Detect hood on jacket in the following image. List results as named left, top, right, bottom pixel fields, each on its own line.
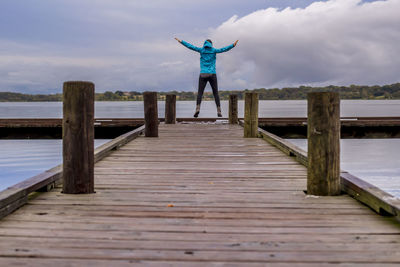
left=203, top=40, right=213, bottom=48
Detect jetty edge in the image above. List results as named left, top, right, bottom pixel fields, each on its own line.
left=0, top=125, right=144, bottom=219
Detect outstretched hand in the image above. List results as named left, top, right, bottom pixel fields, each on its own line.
left=234, top=40, right=239, bottom=47
left=175, top=37, right=182, bottom=43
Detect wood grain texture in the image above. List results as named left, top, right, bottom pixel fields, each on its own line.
left=244, top=92, right=259, bottom=137
left=307, top=92, right=341, bottom=196
left=143, top=92, right=159, bottom=137
left=0, top=123, right=399, bottom=265
left=229, top=94, right=238, bottom=124
left=165, top=94, right=176, bottom=124
left=62, top=81, right=95, bottom=194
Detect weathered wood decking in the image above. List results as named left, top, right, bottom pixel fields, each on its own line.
left=0, top=123, right=399, bottom=266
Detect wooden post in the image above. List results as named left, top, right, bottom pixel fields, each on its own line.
left=165, top=94, right=176, bottom=124
left=229, top=94, right=238, bottom=124
left=62, top=81, right=95, bottom=194
left=307, top=92, right=341, bottom=196
left=244, top=92, right=258, bottom=137
left=143, top=91, right=158, bottom=137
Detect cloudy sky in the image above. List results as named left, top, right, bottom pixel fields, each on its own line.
left=0, top=0, right=399, bottom=93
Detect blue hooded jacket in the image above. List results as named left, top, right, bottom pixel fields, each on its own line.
left=181, top=40, right=234, bottom=74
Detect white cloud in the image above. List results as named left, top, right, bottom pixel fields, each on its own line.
left=212, top=0, right=400, bottom=89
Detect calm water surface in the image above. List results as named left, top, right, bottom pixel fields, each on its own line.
left=0, top=140, right=109, bottom=190
left=0, top=100, right=399, bottom=197
left=288, top=139, right=400, bottom=198
left=1, top=100, right=400, bottom=118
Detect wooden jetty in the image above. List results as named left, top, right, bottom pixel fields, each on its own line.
left=1, top=125, right=400, bottom=265
left=0, top=86, right=400, bottom=265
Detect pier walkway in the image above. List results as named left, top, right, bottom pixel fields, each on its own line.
left=0, top=123, right=399, bottom=266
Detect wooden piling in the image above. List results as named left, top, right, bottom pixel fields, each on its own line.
left=143, top=92, right=158, bottom=137
left=229, top=94, right=238, bottom=124
left=165, top=94, right=176, bottom=124
left=244, top=92, right=259, bottom=137
left=307, top=92, right=341, bottom=196
left=62, top=81, right=95, bottom=194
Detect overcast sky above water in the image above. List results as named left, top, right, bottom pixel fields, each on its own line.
left=0, top=0, right=398, bottom=93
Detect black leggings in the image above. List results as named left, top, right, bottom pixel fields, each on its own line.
left=197, top=73, right=220, bottom=107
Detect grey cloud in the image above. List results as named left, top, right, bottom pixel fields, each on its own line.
left=212, top=0, right=400, bottom=89
left=0, top=36, right=199, bottom=92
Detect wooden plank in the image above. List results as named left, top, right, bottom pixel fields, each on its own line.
left=3, top=221, right=399, bottom=235
left=8, top=209, right=393, bottom=224
left=3, top=258, right=379, bottom=267
left=0, top=245, right=400, bottom=263
left=2, top=236, right=400, bottom=255
left=1, top=226, right=399, bottom=243
left=341, top=172, right=400, bottom=218
left=0, top=192, right=28, bottom=219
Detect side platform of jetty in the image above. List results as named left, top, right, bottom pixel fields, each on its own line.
left=1, top=116, right=400, bottom=139
left=0, top=123, right=399, bottom=266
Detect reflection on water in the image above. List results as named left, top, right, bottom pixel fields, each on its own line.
left=287, top=139, right=400, bottom=198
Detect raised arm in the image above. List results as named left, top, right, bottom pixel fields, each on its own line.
left=175, top=38, right=202, bottom=53
left=214, top=40, right=239, bottom=53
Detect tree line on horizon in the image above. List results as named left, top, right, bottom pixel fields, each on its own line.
left=1, top=83, right=400, bottom=102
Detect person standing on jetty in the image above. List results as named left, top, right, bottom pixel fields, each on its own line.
left=175, top=37, right=239, bottom=117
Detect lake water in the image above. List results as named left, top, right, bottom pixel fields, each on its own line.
left=288, top=139, right=400, bottom=198
left=0, top=140, right=109, bottom=190
left=1, top=100, right=400, bottom=118
left=0, top=100, right=399, bottom=198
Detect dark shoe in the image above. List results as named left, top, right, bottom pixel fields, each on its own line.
left=194, top=104, right=200, bottom=118
left=217, top=106, right=222, bottom=117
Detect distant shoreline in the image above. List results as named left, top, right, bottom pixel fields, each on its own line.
left=1, top=83, right=399, bottom=102
left=1, top=99, right=400, bottom=103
